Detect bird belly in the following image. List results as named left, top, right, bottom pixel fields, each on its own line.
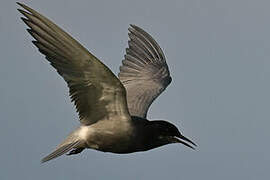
left=82, top=119, right=134, bottom=153
left=86, top=131, right=133, bottom=153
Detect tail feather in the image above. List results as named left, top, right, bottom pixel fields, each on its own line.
left=41, top=140, right=81, bottom=163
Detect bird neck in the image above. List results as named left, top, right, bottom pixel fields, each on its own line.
left=130, top=116, right=170, bottom=151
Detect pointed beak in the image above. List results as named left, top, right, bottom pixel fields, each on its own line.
left=171, top=135, right=197, bottom=150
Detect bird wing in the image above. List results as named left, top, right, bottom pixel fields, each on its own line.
left=118, top=25, right=172, bottom=118
left=17, top=3, right=130, bottom=125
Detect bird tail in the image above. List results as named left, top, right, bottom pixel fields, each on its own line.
left=41, top=131, right=83, bottom=163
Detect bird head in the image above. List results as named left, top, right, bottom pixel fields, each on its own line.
left=150, top=120, right=197, bottom=150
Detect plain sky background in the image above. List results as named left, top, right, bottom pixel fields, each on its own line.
left=1, top=0, right=270, bottom=179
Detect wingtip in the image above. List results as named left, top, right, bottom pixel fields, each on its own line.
left=17, top=3, right=31, bottom=18
left=20, top=17, right=30, bottom=26
left=17, top=8, right=29, bottom=16
left=130, top=24, right=143, bottom=31
left=129, top=24, right=138, bottom=30
left=26, top=28, right=34, bottom=34
left=16, top=2, right=25, bottom=8
left=128, top=24, right=146, bottom=35
left=16, top=2, right=37, bottom=15
left=17, top=8, right=23, bottom=14
left=130, top=24, right=138, bottom=28
left=128, top=24, right=139, bottom=33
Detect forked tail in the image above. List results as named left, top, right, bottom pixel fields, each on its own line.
left=41, top=140, right=81, bottom=163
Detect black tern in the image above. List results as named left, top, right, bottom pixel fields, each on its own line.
left=17, top=2, right=196, bottom=163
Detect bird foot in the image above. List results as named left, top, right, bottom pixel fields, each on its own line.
left=67, top=148, right=84, bottom=155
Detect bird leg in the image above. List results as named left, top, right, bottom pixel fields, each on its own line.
left=67, top=148, right=84, bottom=155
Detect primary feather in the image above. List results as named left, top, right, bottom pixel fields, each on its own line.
left=17, top=2, right=130, bottom=126
left=119, top=25, right=172, bottom=118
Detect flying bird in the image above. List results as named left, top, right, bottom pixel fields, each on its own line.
left=17, top=2, right=196, bottom=163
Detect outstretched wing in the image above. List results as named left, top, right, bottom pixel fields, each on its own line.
left=118, top=25, right=172, bottom=118
left=18, top=3, right=130, bottom=125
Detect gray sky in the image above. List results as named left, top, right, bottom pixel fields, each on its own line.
left=1, top=0, right=270, bottom=179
